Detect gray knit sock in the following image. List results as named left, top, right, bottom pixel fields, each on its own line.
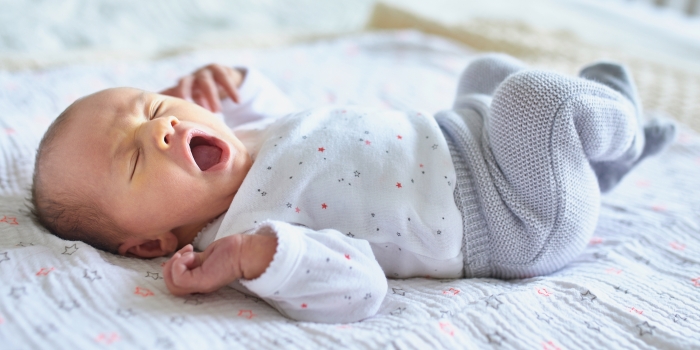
left=454, top=54, right=527, bottom=109
left=580, top=62, right=675, bottom=192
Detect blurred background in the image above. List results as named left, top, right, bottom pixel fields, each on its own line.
left=1, top=0, right=699, bottom=72
left=0, top=0, right=699, bottom=129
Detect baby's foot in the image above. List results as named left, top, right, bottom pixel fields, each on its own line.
left=454, top=54, right=527, bottom=109
left=580, top=62, right=650, bottom=192
left=591, top=116, right=676, bottom=192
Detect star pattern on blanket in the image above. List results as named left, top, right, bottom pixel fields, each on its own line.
left=145, top=272, right=162, bottom=280
left=221, top=331, right=242, bottom=342
left=672, top=311, right=687, bottom=323
left=536, top=313, right=553, bottom=323
left=117, top=308, right=135, bottom=318
left=83, top=269, right=101, bottom=282
left=614, top=285, right=629, bottom=294
left=392, top=288, right=405, bottom=296
left=486, top=331, right=505, bottom=345
left=9, top=286, right=26, bottom=299
left=62, top=244, right=78, bottom=255
left=485, top=295, right=503, bottom=309
left=390, top=307, right=406, bottom=316
left=58, top=299, right=80, bottom=312
left=580, top=290, right=597, bottom=302
left=154, top=337, right=175, bottom=349
left=35, top=323, right=57, bottom=338
left=636, top=321, right=655, bottom=336
left=0, top=252, right=9, bottom=264
left=585, top=321, right=601, bottom=331
left=167, top=316, right=185, bottom=326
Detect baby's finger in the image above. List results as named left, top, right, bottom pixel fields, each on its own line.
left=193, top=92, right=211, bottom=112
left=177, top=244, right=194, bottom=255
left=196, top=70, right=221, bottom=112
left=210, top=65, right=240, bottom=103
left=176, top=75, right=194, bottom=101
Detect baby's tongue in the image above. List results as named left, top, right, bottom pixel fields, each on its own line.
left=191, top=144, right=222, bottom=171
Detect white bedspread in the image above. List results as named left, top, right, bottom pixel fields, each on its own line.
left=1, top=31, right=699, bottom=349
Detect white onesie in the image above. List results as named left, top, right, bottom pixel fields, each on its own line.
left=193, top=68, right=463, bottom=323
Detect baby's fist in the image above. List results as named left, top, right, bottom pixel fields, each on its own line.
left=162, top=236, right=244, bottom=296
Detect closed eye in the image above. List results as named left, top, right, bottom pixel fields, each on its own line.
left=151, top=101, right=162, bottom=120
left=130, top=149, right=140, bottom=180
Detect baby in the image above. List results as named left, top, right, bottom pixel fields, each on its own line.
left=30, top=54, right=676, bottom=323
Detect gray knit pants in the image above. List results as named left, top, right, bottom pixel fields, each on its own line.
left=437, top=55, right=639, bottom=279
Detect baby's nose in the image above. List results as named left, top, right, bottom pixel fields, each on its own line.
left=156, top=116, right=179, bottom=149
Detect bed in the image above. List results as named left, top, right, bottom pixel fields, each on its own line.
left=1, top=2, right=700, bottom=349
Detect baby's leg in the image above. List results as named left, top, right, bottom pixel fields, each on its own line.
left=579, top=62, right=676, bottom=192
left=483, top=70, right=638, bottom=278
left=453, top=54, right=527, bottom=110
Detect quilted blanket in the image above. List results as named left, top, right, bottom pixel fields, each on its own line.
left=1, top=31, right=699, bottom=349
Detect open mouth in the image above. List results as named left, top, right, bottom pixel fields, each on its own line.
left=189, top=136, right=223, bottom=171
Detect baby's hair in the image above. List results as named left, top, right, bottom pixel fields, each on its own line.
left=28, top=103, right=124, bottom=254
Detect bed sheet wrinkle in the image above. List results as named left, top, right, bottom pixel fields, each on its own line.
left=0, top=31, right=699, bottom=349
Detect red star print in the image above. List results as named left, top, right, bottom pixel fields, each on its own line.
left=692, top=277, right=700, bottom=287
left=0, top=216, right=18, bottom=225
left=345, top=254, right=351, bottom=260
left=419, top=164, right=424, bottom=168
left=670, top=242, right=685, bottom=251
left=605, top=268, right=623, bottom=275
left=636, top=179, right=650, bottom=188
left=629, top=307, right=643, bottom=315
left=536, top=287, right=551, bottom=297
left=318, top=147, right=325, bottom=152
left=95, top=333, right=120, bottom=345
left=652, top=205, right=666, bottom=212
left=295, top=207, right=301, bottom=213
left=439, top=321, right=455, bottom=336
left=542, top=340, right=561, bottom=350
left=36, top=267, right=55, bottom=276
left=0, top=316, right=4, bottom=324
left=301, top=303, right=308, bottom=309
left=4, top=128, right=15, bottom=135
left=589, top=237, right=603, bottom=245
left=396, top=182, right=402, bottom=188
left=365, top=140, right=371, bottom=145
left=397, top=135, right=402, bottom=140
left=237, top=309, right=255, bottom=319
left=442, top=287, right=460, bottom=296
left=134, top=287, right=154, bottom=297
left=321, top=203, right=328, bottom=209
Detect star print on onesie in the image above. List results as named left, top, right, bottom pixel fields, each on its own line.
left=192, top=69, right=463, bottom=323
left=225, top=106, right=463, bottom=276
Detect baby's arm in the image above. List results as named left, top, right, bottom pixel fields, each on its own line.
left=238, top=221, right=387, bottom=323
left=163, top=234, right=277, bottom=295
left=163, top=221, right=388, bottom=324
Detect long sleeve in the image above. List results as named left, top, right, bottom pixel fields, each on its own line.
left=235, top=220, right=388, bottom=324
left=219, top=67, right=297, bottom=129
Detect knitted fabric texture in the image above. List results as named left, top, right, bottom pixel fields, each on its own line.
left=439, top=69, right=638, bottom=278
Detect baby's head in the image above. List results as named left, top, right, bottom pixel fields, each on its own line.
left=30, top=88, right=252, bottom=257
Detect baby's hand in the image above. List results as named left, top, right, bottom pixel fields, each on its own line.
left=159, top=63, right=244, bottom=113
left=162, top=235, right=244, bottom=296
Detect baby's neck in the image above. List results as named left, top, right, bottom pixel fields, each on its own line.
left=172, top=215, right=222, bottom=249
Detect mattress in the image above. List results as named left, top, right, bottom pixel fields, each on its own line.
left=1, top=30, right=699, bottom=349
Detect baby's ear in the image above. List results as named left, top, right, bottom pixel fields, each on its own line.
left=118, top=233, right=178, bottom=258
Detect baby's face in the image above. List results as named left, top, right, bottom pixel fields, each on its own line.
left=47, top=88, right=252, bottom=253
